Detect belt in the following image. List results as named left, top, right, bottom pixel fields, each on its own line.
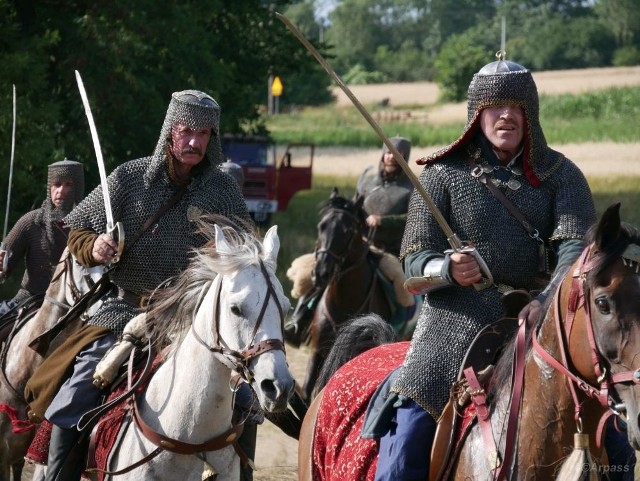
left=117, top=288, right=148, bottom=308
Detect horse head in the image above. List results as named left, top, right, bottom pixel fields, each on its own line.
left=536, top=203, right=640, bottom=452
left=313, top=187, right=367, bottom=287
left=574, top=204, right=640, bottom=449
left=212, top=224, right=295, bottom=412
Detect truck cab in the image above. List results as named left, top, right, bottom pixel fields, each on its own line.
left=221, top=134, right=314, bottom=224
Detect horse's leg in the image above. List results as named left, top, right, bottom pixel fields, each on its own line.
left=302, top=315, right=335, bottom=401
left=11, top=459, right=23, bottom=481
left=302, top=347, right=323, bottom=402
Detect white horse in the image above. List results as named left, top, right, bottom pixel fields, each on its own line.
left=0, top=249, right=105, bottom=481
left=96, top=224, right=294, bottom=481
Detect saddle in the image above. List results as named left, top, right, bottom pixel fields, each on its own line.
left=429, top=290, right=530, bottom=481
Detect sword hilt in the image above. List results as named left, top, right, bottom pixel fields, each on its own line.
left=107, top=222, right=125, bottom=264
left=449, top=245, right=494, bottom=291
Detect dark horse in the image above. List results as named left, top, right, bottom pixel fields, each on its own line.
left=299, top=204, right=640, bottom=481
left=300, top=188, right=415, bottom=401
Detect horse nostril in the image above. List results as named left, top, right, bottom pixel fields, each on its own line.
left=260, top=379, right=277, bottom=398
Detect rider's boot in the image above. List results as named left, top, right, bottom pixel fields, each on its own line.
left=284, top=287, right=322, bottom=348
left=45, top=425, right=85, bottom=481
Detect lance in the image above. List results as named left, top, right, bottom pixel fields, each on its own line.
left=276, top=13, right=493, bottom=291
left=0, top=85, right=17, bottom=275
left=75, top=70, right=125, bottom=263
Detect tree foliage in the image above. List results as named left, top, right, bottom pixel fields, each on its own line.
left=0, top=0, right=331, bottom=226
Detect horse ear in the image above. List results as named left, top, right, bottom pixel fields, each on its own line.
left=263, top=225, right=280, bottom=265
left=594, top=203, right=622, bottom=251
left=330, top=187, right=339, bottom=199
left=214, top=224, right=232, bottom=254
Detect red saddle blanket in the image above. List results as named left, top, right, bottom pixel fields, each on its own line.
left=313, top=341, right=410, bottom=481
left=25, top=354, right=160, bottom=481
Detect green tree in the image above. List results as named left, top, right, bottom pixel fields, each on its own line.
left=435, top=26, right=495, bottom=102
left=0, top=1, right=328, bottom=228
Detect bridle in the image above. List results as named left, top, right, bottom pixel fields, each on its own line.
left=190, top=259, right=286, bottom=382
left=468, top=243, right=640, bottom=481
left=532, top=243, right=640, bottom=444
left=314, top=207, right=369, bottom=284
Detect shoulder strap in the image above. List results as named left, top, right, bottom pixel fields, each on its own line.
left=469, top=161, right=539, bottom=238
left=126, top=186, right=187, bottom=251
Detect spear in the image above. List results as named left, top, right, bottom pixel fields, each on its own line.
left=1, top=85, right=16, bottom=274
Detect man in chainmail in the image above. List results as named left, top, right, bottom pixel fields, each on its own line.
left=356, top=136, right=413, bottom=257
left=0, top=160, right=84, bottom=315
left=284, top=138, right=416, bottom=346
left=373, top=55, right=599, bottom=479
left=41, top=90, right=253, bottom=481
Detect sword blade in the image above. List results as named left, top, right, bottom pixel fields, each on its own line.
left=276, top=12, right=462, bottom=250
left=2, top=84, right=16, bottom=241
left=75, top=70, right=115, bottom=232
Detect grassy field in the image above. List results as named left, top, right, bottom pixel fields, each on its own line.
left=267, top=86, right=640, bottom=147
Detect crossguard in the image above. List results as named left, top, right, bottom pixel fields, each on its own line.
left=457, top=245, right=494, bottom=291
left=107, top=222, right=125, bottom=264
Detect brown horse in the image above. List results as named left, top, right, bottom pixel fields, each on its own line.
left=299, top=203, right=640, bottom=480
left=0, top=249, right=104, bottom=481
left=300, top=188, right=415, bottom=401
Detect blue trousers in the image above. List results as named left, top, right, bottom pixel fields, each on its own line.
left=604, top=416, right=636, bottom=481
left=375, top=398, right=436, bottom=481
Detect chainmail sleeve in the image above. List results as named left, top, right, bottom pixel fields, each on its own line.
left=3, top=210, right=36, bottom=278
left=400, top=164, right=451, bottom=261
left=546, top=154, right=596, bottom=241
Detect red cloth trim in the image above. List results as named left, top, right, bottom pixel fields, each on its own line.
left=312, top=342, right=410, bottom=481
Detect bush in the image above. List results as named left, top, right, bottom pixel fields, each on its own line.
left=613, top=46, right=640, bottom=67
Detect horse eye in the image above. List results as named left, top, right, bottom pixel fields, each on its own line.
left=594, top=296, right=611, bottom=315
left=230, top=305, right=242, bottom=316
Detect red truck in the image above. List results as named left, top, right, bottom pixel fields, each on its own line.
left=221, top=134, right=315, bottom=224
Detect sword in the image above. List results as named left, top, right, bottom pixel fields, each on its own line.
left=0, top=85, right=16, bottom=276
left=75, top=70, right=125, bottom=263
left=276, top=13, right=493, bottom=291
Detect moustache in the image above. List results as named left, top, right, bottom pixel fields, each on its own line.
left=181, top=146, right=203, bottom=156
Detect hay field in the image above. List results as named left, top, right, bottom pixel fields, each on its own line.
left=322, top=65, right=640, bottom=179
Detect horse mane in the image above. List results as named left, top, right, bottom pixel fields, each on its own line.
left=313, top=314, right=397, bottom=398
left=147, top=215, right=264, bottom=348
left=584, top=218, right=640, bottom=279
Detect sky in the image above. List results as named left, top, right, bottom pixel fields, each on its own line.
left=314, top=0, right=338, bottom=22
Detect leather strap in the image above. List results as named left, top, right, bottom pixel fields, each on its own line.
left=471, top=164, right=539, bottom=238
left=464, top=367, right=501, bottom=471
left=126, top=186, right=187, bottom=252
